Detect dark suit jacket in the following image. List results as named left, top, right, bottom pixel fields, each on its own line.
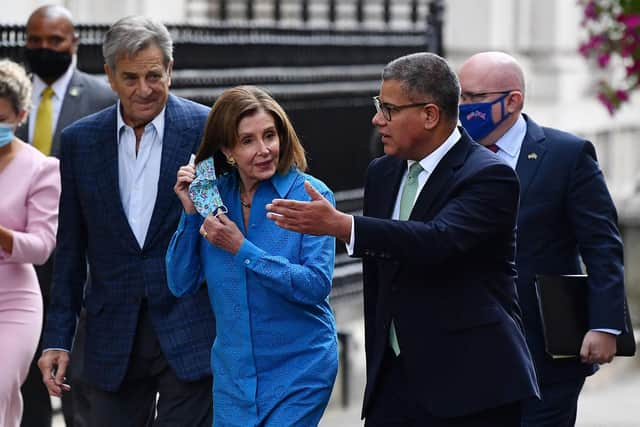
left=514, top=115, right=626, bottom=385
left=354, top=128, right=539, bottom=419
left=42, top=95, right=216, bottom=391
left=16, top=68, right=116, bottom=302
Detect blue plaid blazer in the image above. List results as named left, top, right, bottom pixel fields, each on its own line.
left=42, top=95, right=216, bottom=391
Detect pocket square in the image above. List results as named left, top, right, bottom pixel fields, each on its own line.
left=189, top=157, right=227, bottom=217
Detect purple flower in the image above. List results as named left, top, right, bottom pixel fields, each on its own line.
left=626, top=60, right=640, bottom=76
left=584, top=1, right=599, bottom=20
left=615, top=89, right=629, bottom=102
left=597, top=52, right=611, bottom=67
left=597, top=92, right=616, bottom=115
left=579, top=34, right=605, bottom=56
left=579, top=1, right=639, bottom=114
left=617, top=13, right=640, bottom=29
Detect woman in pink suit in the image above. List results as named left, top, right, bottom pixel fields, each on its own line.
left=0, top=59, right=60, bottom=426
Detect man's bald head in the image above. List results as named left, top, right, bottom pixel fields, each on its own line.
left=459, top=51, right=525, bottom=96
left=27, top=5, right=75, bottom=31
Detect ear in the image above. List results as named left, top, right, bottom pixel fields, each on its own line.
left=17, top=109, right=27, bottom=124
left=505, top=91, right=524, bottom=113
left=220, top=146, right=231, bottom=159
left=166, top=60, right=174, bottom=87
left=104, top=64, right=117, bottom=92
left=70, top=32, right=80, bottom=55
left=422, top=103, right=441, bottom=131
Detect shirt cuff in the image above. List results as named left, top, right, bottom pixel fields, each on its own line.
left=344, top=215, right=355, bottom=256
left=234, top=238, right=264, bottom=269
left=591, top=328, right=621, bottom=335
left=42, top=348, right=70, bottom=354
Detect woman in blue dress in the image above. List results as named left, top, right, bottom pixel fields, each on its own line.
left=166, top=85, right=338, bottom=426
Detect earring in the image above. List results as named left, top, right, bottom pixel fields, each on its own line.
left=227, top=156, right=236, bottom=166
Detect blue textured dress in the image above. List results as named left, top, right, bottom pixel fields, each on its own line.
left=166, top=167, right=338, bottom=427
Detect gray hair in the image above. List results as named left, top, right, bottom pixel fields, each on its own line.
left=0, top=58, right=32, bottom=123
left=382, top=52, right=460, bottom=122
left=102, top=16, right=173, bottom=70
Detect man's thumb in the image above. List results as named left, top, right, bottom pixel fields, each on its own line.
left=304, top=180, right=323, bottom=201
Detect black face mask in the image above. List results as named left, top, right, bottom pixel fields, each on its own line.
left=24, top=48, right=72, bottom=82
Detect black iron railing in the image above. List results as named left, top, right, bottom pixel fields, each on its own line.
left=0, top=2, right=445, bottom=330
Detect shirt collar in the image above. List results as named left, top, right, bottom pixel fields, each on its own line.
left=32, top=62, right=75, bottom=102
left=228, top=167, right=299, bottom=199
left=116, top=102, right=166, bottom=144
left=270, top=167, right=300, bottom=198
left=495, top=114, right=527, bottom=157
left=411, top=126, right=461, bottom=174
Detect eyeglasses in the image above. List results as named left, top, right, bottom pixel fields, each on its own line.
left=460, top=90, right=516, bottom=103
left=373, top=96, right=431, bottom=121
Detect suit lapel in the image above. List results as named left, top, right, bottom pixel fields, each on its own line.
left=515, top=115, right=547, bottom=201
left=374, top=157, right=405, bottom=220
left=53, top=71, right=85, bottom=156
left=143, top=96, right=193, bottom=249
left=410, top=130, right=469, bottom=220
left=93, top=107, right=141, bottom=250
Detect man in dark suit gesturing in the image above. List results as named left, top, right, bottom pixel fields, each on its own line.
left=38, top=16, right=215, bottom=426
left=267, top=52, right=539, bottom=426
left=18, top=6, right=116, bottom=427
left=458, top=51, right=627, bottom=427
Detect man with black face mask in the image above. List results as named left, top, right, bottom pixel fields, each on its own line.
left=458, top=51, right=627, bottom=427
left=18, top=5, right=116, bottom=427
left=18, top=5, right=116, bottom=157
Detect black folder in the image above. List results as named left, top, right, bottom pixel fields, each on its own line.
left=535, top=274, right=636, bottom=358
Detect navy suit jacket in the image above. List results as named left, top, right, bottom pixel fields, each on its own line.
left=354, top=128, right=539, bottom=419
left=42, top=94, right=216, bottom=391
left=514, top=115, right=626, bottom=384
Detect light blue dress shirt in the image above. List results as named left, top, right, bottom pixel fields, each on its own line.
left=166, top=167, right=338, bottom=426
left=117, top=103, right=165, bottom=248
left=492, top=113, right=526, bottom=170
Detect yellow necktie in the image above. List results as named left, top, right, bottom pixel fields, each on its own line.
left=33, top=86, right=54, bottom=155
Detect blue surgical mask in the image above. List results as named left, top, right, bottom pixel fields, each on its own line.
left=0, top=123, right=14, bottom=148
left=459, top=92, right=511, bottom=142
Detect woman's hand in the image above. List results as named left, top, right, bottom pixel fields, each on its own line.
left=174, top=163, right=197, bottom=214
left=200, top=213, right=244, bottom=254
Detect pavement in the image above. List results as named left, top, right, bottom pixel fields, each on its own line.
left=320, top=368, right=640, bottom=427
left=319, top=334, right=640, bottom=427
left=52, top=320, right=640, bottom=426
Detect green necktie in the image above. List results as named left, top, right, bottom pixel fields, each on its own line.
left=399, top=162, right=423, bottom=220
left=390, top=162, right=424, bottom=356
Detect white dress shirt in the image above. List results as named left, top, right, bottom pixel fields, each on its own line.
left=346, top=127, right=461, bottom=254
left=28, top=64, right=75, bottom=142
left=117, top=103, right=165, bottom=248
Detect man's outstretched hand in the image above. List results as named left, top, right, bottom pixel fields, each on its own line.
left=266, top=181, right=352, bottom=242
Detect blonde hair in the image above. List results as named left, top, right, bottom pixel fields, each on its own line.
left=0, top=58, right=32, bottom=124
left=196, top=85, right=307, bottom=175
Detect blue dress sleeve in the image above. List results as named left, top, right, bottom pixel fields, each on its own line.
left=166, top=211, right=205, bottom=297
left=234, top=188, right=336, bottom=306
